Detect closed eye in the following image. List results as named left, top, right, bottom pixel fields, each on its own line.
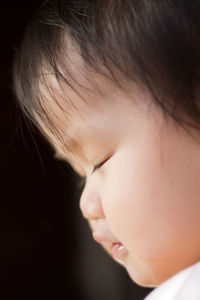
left=92, top=157, right=110, bottom=173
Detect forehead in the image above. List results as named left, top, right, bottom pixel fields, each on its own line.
left=37, top=49, right=151, bottom=170
left=41, top=89, right=148, bottom=167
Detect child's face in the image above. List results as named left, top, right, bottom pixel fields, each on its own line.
left=42, top=80, right=200, bottom=288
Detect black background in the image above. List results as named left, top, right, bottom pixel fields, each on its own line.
left=0, top=2, right=152, bottom=299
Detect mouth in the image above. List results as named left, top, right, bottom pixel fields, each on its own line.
left=111, top=242, right=127, bottom=259
left=92, top=232, right=128, bottom=261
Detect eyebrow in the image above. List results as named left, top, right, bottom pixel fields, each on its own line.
left=53, top=143, right=77, bottom=162
left=55, top=150, right=87, bottom=178
left=52, top=138, right=87, bottom=176
left=50, top=134, right=81, bottom=159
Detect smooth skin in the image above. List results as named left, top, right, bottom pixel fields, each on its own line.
left=40, top=74, right=200, bottom=287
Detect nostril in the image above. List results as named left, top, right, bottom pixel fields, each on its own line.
left=80, top=200, right=101, bottom=220
left=81, top=210, right=100, bottom=220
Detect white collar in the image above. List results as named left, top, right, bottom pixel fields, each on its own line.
left=144, top=261, right=200, bottom=300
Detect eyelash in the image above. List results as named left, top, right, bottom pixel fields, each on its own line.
left=92, top=158, right=108, bottom=173
left=76, top=157, right=110, bottom=189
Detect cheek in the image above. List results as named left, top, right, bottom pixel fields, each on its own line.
left=102, top=146, right=163, bottom=253
left=102, top=141, right=200, bottom=262
left=103, top=155, right=164, bottom=257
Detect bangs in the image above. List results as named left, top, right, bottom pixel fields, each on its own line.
left=13, top=0, right=200, bottom=148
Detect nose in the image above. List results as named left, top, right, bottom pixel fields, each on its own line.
left=79, top=179, right=105, bottom=220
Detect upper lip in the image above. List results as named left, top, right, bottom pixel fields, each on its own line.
left=92, top=231, right=120, bottom=245
left=90, top=219, right=122, bottom=246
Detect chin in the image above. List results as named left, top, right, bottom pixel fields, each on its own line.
left=125, top=262, right=160, bottom=288
left=128, top=272, right=158, bottom=288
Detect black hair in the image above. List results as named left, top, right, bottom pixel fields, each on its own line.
left=13, top=0, right=200, bottom=150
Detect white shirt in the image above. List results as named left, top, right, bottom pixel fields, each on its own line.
left=144, top=261, right=200, bottom=300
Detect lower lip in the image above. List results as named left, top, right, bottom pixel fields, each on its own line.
left=111, top=243, right=127, bottom=260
